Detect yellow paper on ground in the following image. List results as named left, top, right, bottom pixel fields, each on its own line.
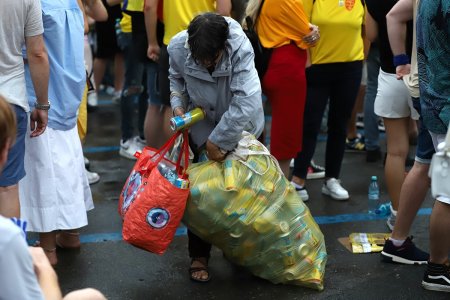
left=349, top=233, right=391, bottom=253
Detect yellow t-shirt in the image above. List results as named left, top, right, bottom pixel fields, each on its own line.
left=257, top=0, right=311, bottom=50
left=163, top=0, right=216, bottom=45
left=303, top=0, right=365, bottom=64
left=120, top=12, right=132, bottom=33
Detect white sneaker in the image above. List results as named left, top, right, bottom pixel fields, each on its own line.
left=87, top=92, right=98, bottom=107
left=85, top=168, right=100, bottom=185
left=133, top=136, right=147, bottom=149
left=84, top=156, right=90, bottom=169
left=119, top=137, right=142, bottom=160
left=291, top=182, right=309, bottom=202
left=322, top=178, right=349, bottom=200
left=112, top=91, right=121, bottom=104
left=386, top=206, right=397, bottom=231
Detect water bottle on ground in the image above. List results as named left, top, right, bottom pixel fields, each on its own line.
left=368, top=176, right=380, bottom=214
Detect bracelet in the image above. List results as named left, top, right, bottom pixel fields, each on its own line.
left=35, top=101, right=51, bottom=111
left=393, top=54, right=410, bottom=67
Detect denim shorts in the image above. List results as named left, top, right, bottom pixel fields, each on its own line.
left=0, top=105, right=27, bottom=186
left=412, top=97, right=435, bottom=164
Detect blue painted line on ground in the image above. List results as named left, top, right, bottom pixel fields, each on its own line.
left=27, top=209, right=431, bottom=245
left=83, top=146, right=120, bottom=153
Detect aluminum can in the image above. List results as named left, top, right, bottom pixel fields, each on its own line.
left=170, top=107, right=205, bottom=131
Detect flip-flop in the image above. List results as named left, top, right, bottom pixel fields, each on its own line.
left=189, top=258, right=211, bottom=283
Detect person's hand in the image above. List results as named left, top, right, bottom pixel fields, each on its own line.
left=206, top=139, right=226, bottom=162
left=147, top=43, right=160, bottom=62
left=29, top=108, right=48, bottom=138
left=173, top=107, right=186, bottom=117
left=302, top=24, right=320, bottom=46
left=28, top=247, right=55, bottom=278
left=395, top=64, right=411, bottom=80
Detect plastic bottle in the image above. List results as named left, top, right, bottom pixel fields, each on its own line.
left=368, top=176, right=380, bottom=214
left=114, top=18, right=121, bottom=36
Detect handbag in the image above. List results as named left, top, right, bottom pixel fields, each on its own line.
left=120, top=130, right=190, bottom=254
left=429, top=124, right=450, bottom=199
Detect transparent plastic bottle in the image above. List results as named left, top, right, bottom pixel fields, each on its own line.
left=368, top=176, right=380, bottom=214
left=114, top=18, right=121, bottom=36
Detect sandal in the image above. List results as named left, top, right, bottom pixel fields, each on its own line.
left=189, top=257, right=211, bottom=283
left=56, top=231, right=81, bottom=250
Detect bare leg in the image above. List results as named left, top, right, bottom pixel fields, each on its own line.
left=278, top=159, right=291, bottom=178
left=384, top=117, right=410, bottom=211
left=93, top=58, right=108, bottom=91
left=347, top=85, right=365, bottom=139
left=291, top=176, right=306, bottom=187
left=144, top=105, right=174, bottom=148
left=429, top=201, right=450, bottom=264
left=39, top=231, right=57, bottom=266
left=0, top=184, right=20, bottom=218
left=391, top=161, right=430, bottom=240
left=63, top=288, right=107, bottom=300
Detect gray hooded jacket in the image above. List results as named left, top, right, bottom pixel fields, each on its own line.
left=168, top=17, right=265, bottom=151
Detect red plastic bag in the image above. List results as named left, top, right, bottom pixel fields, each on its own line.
left=120, top=131, right=190, bottom=254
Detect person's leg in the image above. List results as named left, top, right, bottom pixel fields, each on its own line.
left=292, top=65, right=331, bottom=187
left=363, top=45, right=381, bottom=161
left=188, top=229, right=212, bottom=282
left=113, top=52, right=125, bottom=95
left=0, top=105, right=27, bottom=218
left=347, top=84, right=365, bottom=140
left=63, top=288, right=106, bottom=300
left=93, top=58, right=108, bottom=92
left=428, top=201, right=450, bottom=264
left=326, top=62, right=363, bottom=179
left=39, top=231, right=57, bottom=265
left=383, top=117, right=410, bottom=211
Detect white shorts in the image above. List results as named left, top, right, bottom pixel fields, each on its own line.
left=19, top=125, right=94, bottom=232
left=374, top=69, right=419, bottom=120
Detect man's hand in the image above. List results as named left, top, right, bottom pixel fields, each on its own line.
left=173, top=107, right=186, bottom=117
left=395, top=64, right=411, bottom=80
left=30, top=109, right=48, bottom=137
left=147, top=43, right=160, bottom=62
left=302, top=24, right=320, bottom=46
left=28, top=247, right=54, bottom=278
left=206, top=139, right=226, bottom=162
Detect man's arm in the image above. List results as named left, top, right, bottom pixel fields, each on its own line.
left=85, top=0, right=108, bottom=21
left=144, top=0, right=160, bottom=61
left=29, top=247, right=63, bottom=300
left=216, top=0, right=232, bottom=16
left=387, top=0, right=414, bottom=79
left=25, top=34, right=49, bottom=137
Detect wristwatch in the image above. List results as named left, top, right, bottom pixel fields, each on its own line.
left=35, top=101, right=51, bottom=111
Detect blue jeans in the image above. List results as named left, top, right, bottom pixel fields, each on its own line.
left=363, top=45, right=381, bottom=151
left=118, top=32, right=160, bottom=141
left=412, top=97, right=435, bottom=164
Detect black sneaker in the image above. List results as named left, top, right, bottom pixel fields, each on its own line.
left=306, top=160, right=325, bottom=179
left=381, top=237, right=429, bottom=265
left=422, top=262, right=450, bottom=292
left=345, top=136, right=365, bottom=152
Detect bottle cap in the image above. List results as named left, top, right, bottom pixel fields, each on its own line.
left=371, top=175, right=377, bottom=181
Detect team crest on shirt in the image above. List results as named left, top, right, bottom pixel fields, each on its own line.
left=345, top=0, right=355, bottom=10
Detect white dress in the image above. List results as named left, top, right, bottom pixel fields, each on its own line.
left=19, top=125, right=94, bottom=232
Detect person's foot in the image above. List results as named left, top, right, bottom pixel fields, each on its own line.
left=346, top=136, right=366, bottom=152
left=381, top=237, right=429, bottom=265
left=119, top=137, right=144, bottom=160
left=56, top=231, right=81, bottom=249
left=291, top=182, right=309, bottom=202
left=306, top=160, right=325, bottom=180
left=87, top=92, right=98, bottom=112
left=85, top=168, right=100, bottom=185
left=366, top=149, right=381, bottom=162
left=189, top=257, right=211, bottom=282
left=322, top=178, right=349, bottom=200
left=386, top=206, right=397, bottom=231
left=422, top=261, right=450, bottom=292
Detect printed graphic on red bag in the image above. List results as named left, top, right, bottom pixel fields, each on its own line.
left=147, top=208, right=170, bottom=229
left=121, top=171, right=142, bottom=215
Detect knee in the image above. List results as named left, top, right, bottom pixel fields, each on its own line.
left=63, top=288, right=106, bottom=300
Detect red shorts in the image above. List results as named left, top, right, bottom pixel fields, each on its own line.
left=263, top=44, right=307, bottom=160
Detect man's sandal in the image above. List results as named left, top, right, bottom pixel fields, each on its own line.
left=189, top=258, right=211, bottom=283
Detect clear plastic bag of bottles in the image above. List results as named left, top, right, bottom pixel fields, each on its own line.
left=183, top=133, right=327, bottom=290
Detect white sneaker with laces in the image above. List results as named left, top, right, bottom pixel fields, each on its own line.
left=322, top=178, right=349, bottom=200
left=133, top=136, right=147, bottom=149
left=291, top=182, right=309, bottom=202
left=85, top=168, right=100, bottom=185
left=119, top=138, right=140, bottom=160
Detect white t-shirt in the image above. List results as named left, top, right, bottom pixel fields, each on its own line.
left=0, top=0, right=44, bottom=112
left=0, top=216, right=44, bottom=300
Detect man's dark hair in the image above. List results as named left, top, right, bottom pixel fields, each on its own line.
left=188, top=13, right=229, bottom=65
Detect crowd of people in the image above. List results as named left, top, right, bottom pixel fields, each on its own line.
left=0, top=0, right=449, bottom=298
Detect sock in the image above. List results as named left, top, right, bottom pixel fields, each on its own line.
left=389, top=237, right=405, bottom=247
left=291, top=181, right=304, bottom=190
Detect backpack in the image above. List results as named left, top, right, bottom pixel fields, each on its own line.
left=243, top=0, right=272, bottom=81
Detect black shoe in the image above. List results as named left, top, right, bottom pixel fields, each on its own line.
left=422, top=262, right=450, bottom=292
left=366, top=149, right=381, bottom=162
left=381, top=237, right=429, bottom=265
left=346, top=136, right=365, bottom=152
